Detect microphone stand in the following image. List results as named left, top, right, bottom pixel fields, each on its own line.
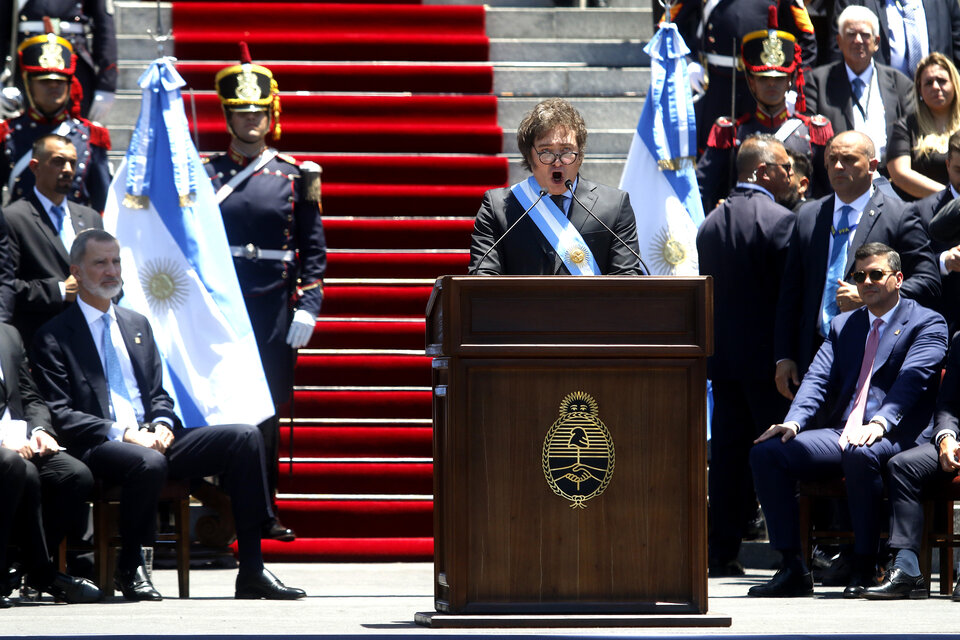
left=469, top=189, right=547, bottom=275
left=564, top=180, right=651, bottom=275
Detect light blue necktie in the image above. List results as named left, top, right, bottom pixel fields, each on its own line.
left=820, top=205, right=856, bottom=336
left=49, top=204, right=64, bottom=235
left=852, top=77, right=865, bottom=102
left=101, top=314, right=132, bottom=419
left=902, top=0, right=924, bottom=76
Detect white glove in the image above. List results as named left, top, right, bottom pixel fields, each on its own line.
left=687, top=61, right=706, bottom=96
left=0, top=86, right=22, bottom=119
left=784, top=89, right=797, bottom=116
left=87, top=90, right=116, bottom=124
left=285, top=309, right=316, bottom=349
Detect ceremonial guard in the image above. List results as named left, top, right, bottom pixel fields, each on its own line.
left=696, top=6, right=833, bottom=211
left=0, top=32, right=110, bottom=210
left=670, top=0, right=817, bottom=151
left=1, top=0, right=117, bottom=120
left=206, top=44, right=327, bottom=540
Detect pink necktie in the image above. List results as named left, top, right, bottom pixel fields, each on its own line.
left=844, top=317, right=884, bottom=432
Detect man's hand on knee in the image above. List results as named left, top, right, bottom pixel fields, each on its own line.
left=755, top=422, right=799, bottom=444
left=939, top=435, right=960, bottom=473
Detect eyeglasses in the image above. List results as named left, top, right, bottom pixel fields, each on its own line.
left=851, top=269, right=896, bottom=283
left=778, top=162, right=793, bottom=175
left=537, top=150, right=580, bottom=165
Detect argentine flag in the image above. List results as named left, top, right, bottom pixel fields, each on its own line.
left=619, top=21, right=704, bottom=275
left=102, top=58, right=274, bottom=428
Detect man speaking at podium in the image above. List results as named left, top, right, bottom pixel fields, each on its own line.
left=468, top=98, right=644, bottom=276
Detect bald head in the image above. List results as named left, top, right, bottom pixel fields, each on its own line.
left=737, top=134, right=785, bottom=180
left=828, top=130, right=876, bottom=161
left=826, top=130, right=879, bottom=202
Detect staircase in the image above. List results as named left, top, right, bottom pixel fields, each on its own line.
left=108, top=0, right=653, bottom=560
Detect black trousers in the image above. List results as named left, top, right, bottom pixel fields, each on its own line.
left=709, top=377, right=789, bottom=564
left=886, top=443, right=947, bottom=555
left=81, top=423, right=273, bottom=572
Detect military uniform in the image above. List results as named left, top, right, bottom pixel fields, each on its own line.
left=670, top=0, right=816, bottom=151
left=697, top=109, right=832, bottom=209
left=1, top=0, right=117, bottom=118
left=210, top=44, right=327, bottom=501
left=694, top=6, right=834, bottom=210
left=1, top=32, right=111, bottom=210
left=0, top=108, right=110, bottom=209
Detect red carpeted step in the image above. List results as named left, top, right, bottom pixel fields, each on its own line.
left=290, top=389, right=432, bottom=419
left=302, top=155, right=508, bottom=186
left=276, top=461, right=432, bottom=494
left=261, top=537, right=432, bottom=562
left=188, top=94, right=501, bottom=154
left=321, top=285, right=435, bottom=317
left=295, top=354, right=432, bottom=386
left=280, top=425, right=433, bottom=457
left=177, top=62, right=492, bottom=94
left=326, top=251, right=467, bottom=279
left=323, top=219, right=474, bottom=250
left=276, top=500, right=433, bottom=538
left=320, top=184, right=489, bottom=217
left=173, top=4, right=488, bottom=62
left=310, top=318, right=426, bottom=349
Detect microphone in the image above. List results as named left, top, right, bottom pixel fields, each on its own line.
left=469, top=188, right=547, bottom=275
left=565, top=179, right=650, bottom=275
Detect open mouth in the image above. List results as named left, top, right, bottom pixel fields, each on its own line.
left=551, top=170, right=564, bottom=184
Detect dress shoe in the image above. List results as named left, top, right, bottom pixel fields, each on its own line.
left=843, top=566, right=880, bottom=598
left=235, top=568, right=305, bottom=600
left=708, top=559, right=745, bottom=577
left=31, top=572, right=101, bottom=604
left=862, top=567, right=927, bottom=600
left=747, top=567, right=813, bottom=597
left=114, top=564, right=162, bottom=601
left=0, top=596, right=11, bottom=608
left=819, top=551, right=854, bottom=586
left=262, top=520, right=296, bottom=542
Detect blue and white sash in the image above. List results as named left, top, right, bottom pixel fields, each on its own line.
left=510, top=176, right=600, bottom=276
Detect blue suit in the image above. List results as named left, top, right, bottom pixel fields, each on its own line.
left=751, top=297, right=947, bottom=555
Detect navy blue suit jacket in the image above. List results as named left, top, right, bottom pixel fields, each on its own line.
left=785, top=298, right=947, bottom=444
left=29, top=303, right=180, bottom=456
left=697, top=187, right=795, bottom=380
left=907, top=188, right=960, bottom=333
left=775, top=189, right=941, bottom=375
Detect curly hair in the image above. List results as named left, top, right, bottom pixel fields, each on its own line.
left=516, top=98, right=587, bottom=173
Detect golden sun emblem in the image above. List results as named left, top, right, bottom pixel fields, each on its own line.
left=761, top=32, right=786, bottom=67
left=39, top=38, right=65, bottom=70
left=139, top=259, right=189, bottom=314
left=542, top=392, right=615, bottom=509
left=648, top=226, right=696, bottom=275
left=566, top=243, right=590, bottom=266
left=235, top=67, right=262, bottom=101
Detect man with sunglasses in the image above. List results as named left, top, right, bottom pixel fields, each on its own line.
left=774, top=130, right=940, bottom=400
left=749, top=242, right=947, bottom=598
left=468, top=98, right=642, bottom=275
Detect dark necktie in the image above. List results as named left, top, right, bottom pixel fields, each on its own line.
left=852, top=77, right=865, bottom=102
left=551, top=195, right=567, bottom=217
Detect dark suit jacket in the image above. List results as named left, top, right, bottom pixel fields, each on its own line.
left=697, top=187, right=796, bottom=380
left=29, top=303, right=180, bottom=456
left=786, top=298, right=947, bottom=444
left=831, top=0, right=960, bottom=69
left=0, top=193, right=102, bottom=343
left=775, top=189, right=941, bottom=375
left=934, top=331, right=960, bottom=440
left=907, top=188, right=960, bottom=332
left=804, top=61, right=916, bottom=165
left=468, top=177, right=642, bottom=275
left=0, top=323, right=51, bottom=432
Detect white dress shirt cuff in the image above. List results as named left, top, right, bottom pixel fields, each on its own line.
left=59, top=280, right=67, bottom=301
left=868, top=415, right=889, bottom=432
left=784, top=420, right=801, bottom=434
left=936, top=429, right=956, bottom=448
left=107, top=421, right=135, bottom=442
left=153, top=417, right=174, bottom=429
left=941, top=251, right=950, bottom=277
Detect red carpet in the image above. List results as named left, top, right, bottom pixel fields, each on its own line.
left=173, top=0, right=506, bottom=561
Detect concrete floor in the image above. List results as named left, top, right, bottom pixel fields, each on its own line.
left=2, top=563, right=960, bottom=637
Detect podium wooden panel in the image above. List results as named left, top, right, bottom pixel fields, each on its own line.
left=425, top=276, right=714, bottom=619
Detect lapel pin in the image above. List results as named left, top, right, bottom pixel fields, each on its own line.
left=894, top=329, right=901, bottom=335
left=134, top=332, right=142, bottom=344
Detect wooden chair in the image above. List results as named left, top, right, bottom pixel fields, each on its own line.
left=91, top=479, right=192, bottom=598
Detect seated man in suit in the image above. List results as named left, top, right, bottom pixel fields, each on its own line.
left=805, top=5, right=915, bottom=172
left=774, top=130, right=940, bottom=399
left=29, top=229, right=305, bottom=602
left=0, top=321, right=100, bottom=605
left=0, top=134, right=104, bottom=345
left=468, top=98, right=642, bottom=275
left=750, top=242, right=947, bottom=598
left=861, top=329, right=960, bottom=599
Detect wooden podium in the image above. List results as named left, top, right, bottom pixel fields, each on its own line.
left=417, top=276, right=729, bottom=628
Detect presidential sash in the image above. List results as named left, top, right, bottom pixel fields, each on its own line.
left=510, top=176, right=600, bottom=276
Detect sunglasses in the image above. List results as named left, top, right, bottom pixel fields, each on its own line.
left=851, top=269, right=896, bottom=284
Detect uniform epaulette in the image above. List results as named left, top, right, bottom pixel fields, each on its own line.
left=0, top=120, right=9, bottom=140
left=806, top=114, right=834, bottom=146
left=706, top=116, right=737, bottom=149
left=276, top=153, right=299, bottom=166
left=82, top=119, right=112, bottom=150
